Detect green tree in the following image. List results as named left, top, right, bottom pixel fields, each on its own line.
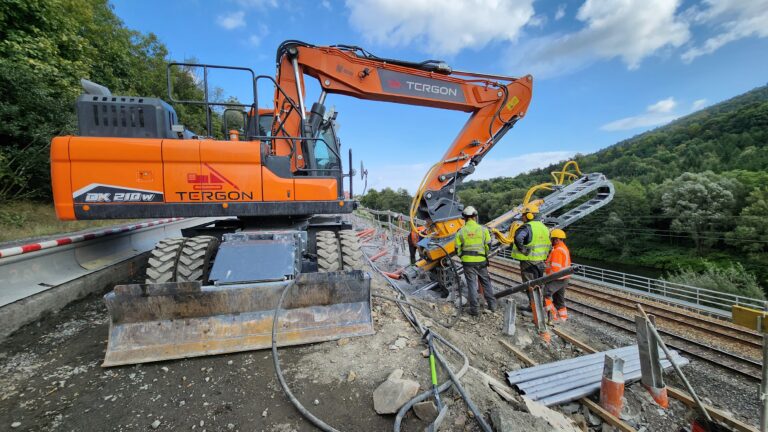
left=660, top=172, right=738, bottom=251
left=359, top=188, right=413, bottom=214
left=729, top=187, right=768, bottom=254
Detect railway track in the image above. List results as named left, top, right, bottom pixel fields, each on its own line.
left=489, top=258, right=762, bottom=348
left=488, top=259, right=763, bottom=381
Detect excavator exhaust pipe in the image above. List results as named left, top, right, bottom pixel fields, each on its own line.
left=102, top=271, right=373, bottom=367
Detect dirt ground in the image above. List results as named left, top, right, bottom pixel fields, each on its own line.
left=0, top=223, right=760, bottom=431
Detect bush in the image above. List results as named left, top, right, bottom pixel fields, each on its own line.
left=664, top=261, right=765, bottom=300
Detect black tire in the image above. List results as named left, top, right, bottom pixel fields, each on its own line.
left=176, top=236, right=219, bottom=283
left=339, top=230, right=364, bottom=270
left=145, top=237, right=187, bottom=283
left=316, top=231, right=341, bottom=272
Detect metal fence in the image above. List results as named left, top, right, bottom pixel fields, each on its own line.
left=356, top=207, right=767, bottom=317
left=496, top=249, right=767, bottom=317
left=354, top=208, right=422, bottom=235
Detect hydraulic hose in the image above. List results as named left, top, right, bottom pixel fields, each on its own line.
left=271, top=282, right=341, bottom=432
left=393, top=331, right=470, bottom=432
left=431, top=333, right=493, bottom=432
left=364, top=243, right=490, bottom=432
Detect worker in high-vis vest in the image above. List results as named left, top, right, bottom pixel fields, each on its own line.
left=511, top=202, right=552, bottom=284
left=455, top=206, right=497, bottom=316
left=544, top=228, right=571, bottom=322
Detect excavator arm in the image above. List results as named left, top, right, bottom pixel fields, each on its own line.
left=269, top=41, right=533, bottom=270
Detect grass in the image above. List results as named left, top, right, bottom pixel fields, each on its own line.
left=0, top=201, right=135, bottom=243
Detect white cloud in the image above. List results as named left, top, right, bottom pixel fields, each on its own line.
left=648, top=97, right=677, bottom=114
left=216, top=11, right=246, bottom=30
left=601, top=97, right=679, bottom=131
left=248, top=24, right=269, bottom=46
left=554, top=4, right=566, bottom=20
left=692, top=98, right=708, bottom=110
left=345, top=0, right=535, bottom=55
left=682, top=0, right=768, bottom=62
left=509, top=0, right=690, bottom=78
left=367, top=151, right=576, bottom=193
left=321, top=0, right=332, bottom=10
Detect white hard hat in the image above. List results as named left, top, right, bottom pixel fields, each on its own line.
left=462, top=206, right=478, bottom=217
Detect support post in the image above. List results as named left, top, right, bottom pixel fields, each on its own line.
left=529, top=286, right=550, bottom=343
left=636, top=314, right=668, bottom=408
left=600, top=355, right=625, bottom=417
left=502, top=298, right=516, bottom=336
left=761, top=334, right=768, bottom=432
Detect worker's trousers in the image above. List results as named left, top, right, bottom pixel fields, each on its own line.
left=544, top=279, right=568, bottom=309
left=408, top=242, right=418, bottom=265
left=520, top=260, right=546, bottom=305
left=461, top=263, right=496, bottom=311
left=519, top=260, right=546, bottom=282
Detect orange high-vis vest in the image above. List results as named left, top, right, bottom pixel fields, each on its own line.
left=410, top=230, right=418, bottom=245
left=545, top=242, right=571, bottom=280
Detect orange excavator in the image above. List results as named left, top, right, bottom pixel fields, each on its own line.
left=50, top=41, right=532, bottom=366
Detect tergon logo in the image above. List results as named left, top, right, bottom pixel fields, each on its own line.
left=406, top=81, right=458, bottom=97
left=378, top=69, right=465, bottom=103
left=177, top=163, right=253, bottom=202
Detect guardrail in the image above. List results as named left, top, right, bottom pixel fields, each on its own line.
left=0, top=218, right=220, bottom=339
left=354, top=207, right=423, bottom=235
left=496, top=249, right=767, bottom=317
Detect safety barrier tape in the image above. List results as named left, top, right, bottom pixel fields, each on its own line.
left=0, top=218, right=184, bottom=259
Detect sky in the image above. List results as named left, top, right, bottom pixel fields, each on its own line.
left=113, top=0, right=768, bottom=192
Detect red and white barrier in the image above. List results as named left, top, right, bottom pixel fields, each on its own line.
left=0, top=218, right=183, bottom=259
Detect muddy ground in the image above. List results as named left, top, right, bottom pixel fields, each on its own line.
left=0, top=224, right=760, bottom=431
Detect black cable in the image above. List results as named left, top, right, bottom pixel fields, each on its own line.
left=432, top=242, right=464, bottom=325
left=431, top=333, right=493, bottom=432
left=393, top=331, right=470, bottom=432
left=363, top=244, right=491, bottom=432
left=271, top=282, right=340, bottom=432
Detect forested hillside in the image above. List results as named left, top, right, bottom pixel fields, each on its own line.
left=0, top=0, right=239, bottom=202
left=457, top=85, right=768, bottom=295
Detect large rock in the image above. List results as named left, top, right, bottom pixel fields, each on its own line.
left=413, top=401, right=438, bottom=421
left=522, top=397, right=582, bottom=432
left=373, top=369, right=420, bottom=414
left=489, top=408, right=553, bottom=432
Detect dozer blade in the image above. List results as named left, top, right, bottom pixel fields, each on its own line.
left=102, top=270, right=373, bottom=367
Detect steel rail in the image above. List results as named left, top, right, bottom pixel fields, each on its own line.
left=489, top=259, right=762, bottom=349
left=488, top=266, right=763, bottom=381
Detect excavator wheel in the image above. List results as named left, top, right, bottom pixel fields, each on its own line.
left=316, top=230, right=341, bottom=272
left=176, top=236, right=219, bottom=284
left=145, top=237, right=187, bottom=283
left=339, top=230, right=364, bottom=270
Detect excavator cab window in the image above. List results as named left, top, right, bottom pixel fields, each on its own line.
left=313, top=122, right=341, bottom=175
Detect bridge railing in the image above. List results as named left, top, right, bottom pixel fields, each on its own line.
left=354, top=208, right=423, bottom=235
left=497, top=249, right=767, bottom=317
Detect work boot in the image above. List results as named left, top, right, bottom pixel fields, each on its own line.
left=487, top=301, right=498, bottom=312
left=467, top=308, right=479, bottom=317
left=558, top=307, right=568, bottom=322
left=544, top=298, right=559, bottom=323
